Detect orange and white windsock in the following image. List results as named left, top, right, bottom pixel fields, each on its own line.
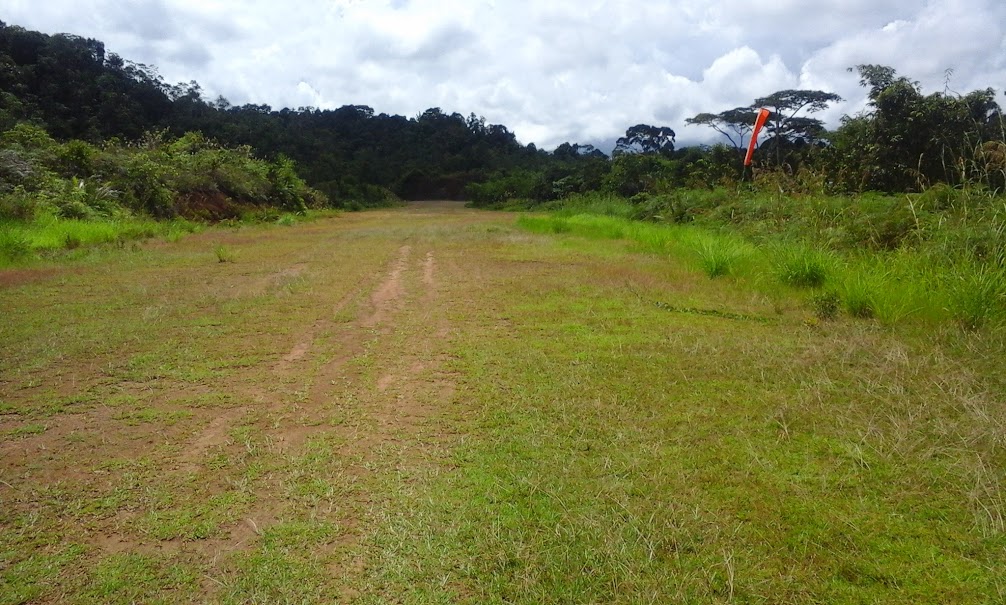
left=744, top=108, right=771, bottom=167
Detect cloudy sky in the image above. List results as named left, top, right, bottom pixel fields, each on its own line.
left=3, top=0, right=1005, bottom=151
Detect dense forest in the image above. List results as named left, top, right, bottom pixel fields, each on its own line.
left=1, top=20, right=1005, bottom=220
left=0, top=20, right=542, bottom=208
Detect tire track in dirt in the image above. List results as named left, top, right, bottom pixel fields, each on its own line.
left=270, top=243, right=417, bottom=452
left=362, top=245, right=411, bottom=328
left=97, top=241, right=417, bottom=564
left=272, top=283, right=365, bottom=375
left=177, top=406, right=250, bottom=474
left=324, top=243, right=460, bottom=597
left=368, top=248, right=455, bottom=447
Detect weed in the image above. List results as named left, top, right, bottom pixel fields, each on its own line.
left=0, top=225, right=34, bottom=261
left=812, top=290, right=841, bottom=319
left=840, top=275, right=876, bottom=318
left=63, top=232, right=83, bottom=249
left=549, top=218, right=572, bottom=233
left=4, top=423, right=47, bottom=438
left=214, top=244, right=236, bottom=263
left=82, top=553, right=199, bottom=602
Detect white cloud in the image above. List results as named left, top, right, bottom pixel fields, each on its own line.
left=3, top=0, right=1005, bottom=151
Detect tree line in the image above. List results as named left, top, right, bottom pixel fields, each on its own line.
left=2, top=20, right=1005, bottom=216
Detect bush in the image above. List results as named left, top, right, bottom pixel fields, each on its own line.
left=466, top=170, right=545, bottom=207
left=53, top=140, right=98, bottom=178
left=0, top=187, right=39, bottom=221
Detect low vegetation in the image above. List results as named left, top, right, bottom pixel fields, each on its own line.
left=3, top=17, right=1006, bottom=605
left=4, top=206, right=1006, bottom=603
left=0, top=124, right=336, bottom=264
left=516, top=187, right=1006, bottom=331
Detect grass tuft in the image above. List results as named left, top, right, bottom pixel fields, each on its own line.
left=838, top=273, right=877, bottom=318
left=773, top=245, right=834, bottom=288
left=0, top=225, right=34, bottom=262
left=214, top=245, right=236, bottom=263
left=694, top=238, right=742, bottom=278
left=947, top=263, right=1006, bottom=330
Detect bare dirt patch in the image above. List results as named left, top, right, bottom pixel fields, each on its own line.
left=362, top=244, right=411, bottom=328
left=0, top=266, right=65, bottom=288
left=177, top=407, right=249, bottom=473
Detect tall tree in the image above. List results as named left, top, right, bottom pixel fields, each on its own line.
left=613, top=124, right=676, bottom=156
left=685, top=107, right=758, bottom=150
left=753, top=89, right=843, bottom=164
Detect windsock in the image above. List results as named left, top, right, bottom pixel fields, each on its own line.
left=744, top=108, right=771, bottom=167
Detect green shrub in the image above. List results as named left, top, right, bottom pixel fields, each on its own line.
left=0, top=188, right=39, bottom=221
left=266, top=155, right=309, bottom=213
left=0, top=123, right=57, bottom=157
left=0, top=148, right=40, bottom=190
left=53, top=139, right=99, bottom=177
left=111, top=153, right=174, bottom=218
left=466, top=170, right=546, bottom=207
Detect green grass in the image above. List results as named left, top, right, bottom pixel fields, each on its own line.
left=0, top=215, right=200, bottom=266
left=4, top=203, right=1006, bottom=603
left=691, top=234, right=750, bottom=278
left=550, top=191, right=635, bottom=219
left=81, top=553, right=200, bottom=603
left=946, top=262, right=1006, bottom=330
left=772, top=244, right=836, bottom=288
left=3, top=422, right=47, bottom=438
left=351, top=230, right=1006, bottom=602
left=516, top=209, right=1006, bottom=330
left=214, top=244, right=236, bottom=263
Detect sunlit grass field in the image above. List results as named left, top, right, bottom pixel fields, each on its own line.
left=2, top=202, right=1005, bottom=603
left=517, top=198, right=1006, bottom=331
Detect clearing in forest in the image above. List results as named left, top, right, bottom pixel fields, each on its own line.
left=2, top=201, right=1004, bottom=603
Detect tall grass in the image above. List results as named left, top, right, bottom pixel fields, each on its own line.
left=517, top=197, right=1006, bottom=331
left=0, top=215, right=199, bottom=266
left=946, top=262, right=1006, bottom=330
left=518, top=214, right=757, bottom=280
left=550, top=192, right=635, bottom=219
left=772, top=245, right=836, bottom=288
